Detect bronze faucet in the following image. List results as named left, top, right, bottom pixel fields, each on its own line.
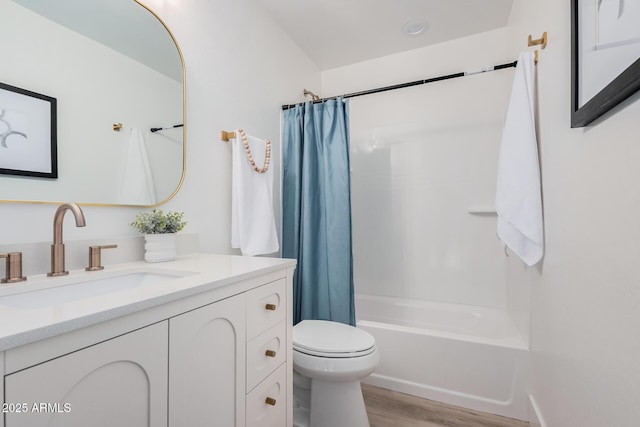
left=48, top=203, right=86, bottom=277
left=0, top=252, right=26, bottom=283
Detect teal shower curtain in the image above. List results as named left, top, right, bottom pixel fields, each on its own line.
left=282, top=98, right=356, bottom=326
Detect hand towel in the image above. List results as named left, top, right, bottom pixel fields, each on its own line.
left=495, top=51, right=543, bottom=266
left=231, top=130, right=279, bottom=256
left=118, top=128, right=156, bottom=205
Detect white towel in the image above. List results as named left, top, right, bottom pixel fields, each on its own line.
left=118, top=128, right=156, bottom=205
left=231, top=130, right=279, bottom=256
left=495, top=52, right=543, bottom=266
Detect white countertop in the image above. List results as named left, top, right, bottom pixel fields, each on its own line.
left=0, top=253, right=296, bottom=352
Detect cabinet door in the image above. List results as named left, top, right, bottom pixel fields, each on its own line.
left=4, top=321, right=168, bottom=427
left=169, top=294, right=246, bottom=427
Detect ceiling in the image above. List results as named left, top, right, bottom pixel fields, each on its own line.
left=254, top=0, right=514, bottom=70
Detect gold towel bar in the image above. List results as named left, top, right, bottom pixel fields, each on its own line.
left=220, top=130, right=236, bottom=141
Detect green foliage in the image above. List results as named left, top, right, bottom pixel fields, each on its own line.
left=130, top=209, right=187, bottom=234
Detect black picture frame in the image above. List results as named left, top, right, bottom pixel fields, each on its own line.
left=571, top=0, right=640, bottom=128
left=0, top=82, right=57, bottom=178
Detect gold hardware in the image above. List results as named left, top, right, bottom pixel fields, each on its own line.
left=527, top=32, right=548, bottom=49
left=86, top=244, right=118, bottom=271
left=48, top=203, right=87, bottom=277
left=265, top=350, right=276, bottom=358
left=265, top=397, right=277, bottom=406
left=0, top=252, right=27, bottom=284
left=265, top=303, right=277, bottom=311
left=113, top=123, right=123, bottom=132
left=303, top=89, right=320, bottom=101
left=220, top=130, right=236, bottom=142
left=527, top=32, right=547, bottom=65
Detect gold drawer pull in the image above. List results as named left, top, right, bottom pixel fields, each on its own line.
left=265, top=397, right=277, bottom=406
left=265, top=349, right=277, bottom=358
left=265, top=303, right=277, bottom=311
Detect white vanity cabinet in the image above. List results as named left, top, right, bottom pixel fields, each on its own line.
left=4, top=321, right=168, bottom=427
left=0, top=255, right=295, bottom=427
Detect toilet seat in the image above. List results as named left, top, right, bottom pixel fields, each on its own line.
left=294, top=345, right=377, bottom=358
left=293, top=320, right=376, bottom=358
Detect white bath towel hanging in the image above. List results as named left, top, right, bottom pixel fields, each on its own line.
left=118, top=128, right=156, bottom=205
left=495, top=51, right=543, bottom=266
left=231, top=129, right=279, bottom=256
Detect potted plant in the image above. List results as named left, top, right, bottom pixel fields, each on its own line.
left=131, top=209, right=187, bottom=262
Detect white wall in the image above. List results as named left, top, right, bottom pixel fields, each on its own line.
left=323, top=28, right=513, bottom=308
left=506, top=2, right=640, bottom=427
left=0, top=0, right=319, bottom=270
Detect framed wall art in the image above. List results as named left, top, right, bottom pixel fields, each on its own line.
left=571, top=0, right=640, bottom=127
left=0, top=82, right=57, bottom=178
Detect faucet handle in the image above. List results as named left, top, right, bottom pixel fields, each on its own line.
left=0, top=252, right=27, bottom=284
left=86, top=245, right=118, bottom=271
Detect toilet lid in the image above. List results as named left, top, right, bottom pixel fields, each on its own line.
left=293, top=320, right=375, bottom=357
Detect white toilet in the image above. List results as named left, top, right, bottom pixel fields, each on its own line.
left=292, top=320, right=379, bottom=427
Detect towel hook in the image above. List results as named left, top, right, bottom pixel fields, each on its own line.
left=527, top=31, right=548, bottom=65
left=527, top=32, right=547, bottom=49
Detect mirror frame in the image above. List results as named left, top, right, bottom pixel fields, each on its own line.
left=0, top=0, right=186, bottom=207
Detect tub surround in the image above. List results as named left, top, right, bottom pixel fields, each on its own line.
left=0, top=253, right=296, bottom=427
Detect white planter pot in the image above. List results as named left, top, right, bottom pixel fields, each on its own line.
left=144, top=233, right=177, bottom=263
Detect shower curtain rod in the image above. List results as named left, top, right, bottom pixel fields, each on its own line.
left=281, top=60, right=518, bottom=110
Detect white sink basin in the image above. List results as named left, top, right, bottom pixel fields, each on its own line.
left=0, top=270, right=191, bottom=310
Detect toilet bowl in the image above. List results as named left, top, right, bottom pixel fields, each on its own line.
left=292, top=320, right=379, bottom=427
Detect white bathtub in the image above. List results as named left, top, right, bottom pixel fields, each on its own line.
left=356, top=294, right=529, bottom=421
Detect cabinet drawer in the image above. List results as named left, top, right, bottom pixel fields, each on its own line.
left=247, top=321, right=286, bottom=391
left=246, top=363, right=287, bottom=427
left=246, top=279, right=286, bottom=339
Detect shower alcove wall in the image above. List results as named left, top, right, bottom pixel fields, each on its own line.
left=321, top=28, right=532, bottom=420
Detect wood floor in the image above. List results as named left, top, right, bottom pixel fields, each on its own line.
left=362, top=384, right=529, bottom=427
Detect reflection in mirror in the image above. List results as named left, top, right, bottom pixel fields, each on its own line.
left=0, top=0, right=185, bottom=206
